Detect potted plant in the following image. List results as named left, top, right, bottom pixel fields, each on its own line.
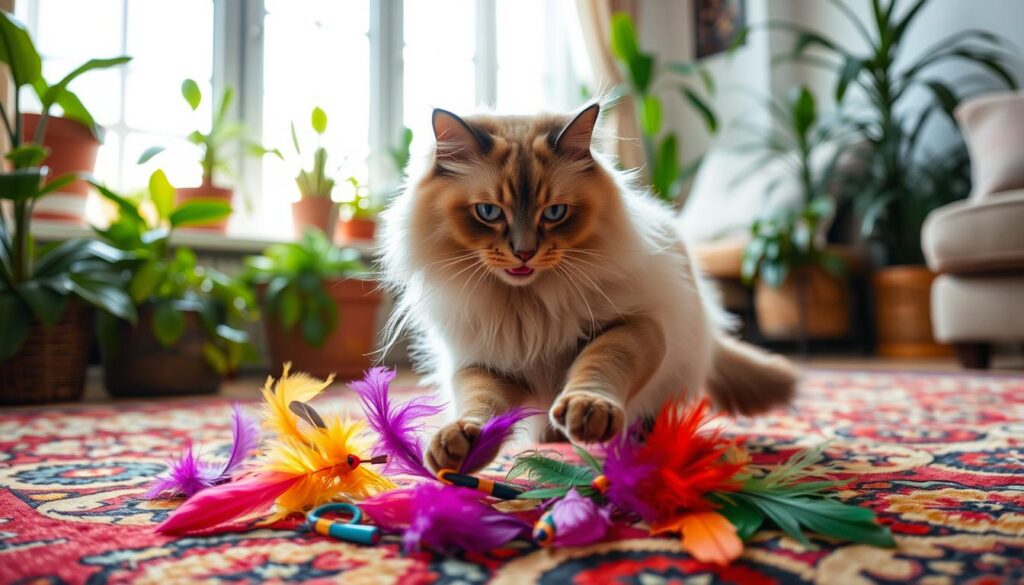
left=0, top=12, right=131, bottom=223
left=141, top=79, right=280, bottom=233
left=243, top=229, right=380, bottom=379
left=88, top=171, right=258, bottom=396
left=291, top=106, right=338, bottom=237
left=335, top=176, right=379, bottom=243
left=772, top=0, right=1018, bottom=356
left=1, top=13, right=136, bottom=404
left=739, top=87, right=850, bottom=342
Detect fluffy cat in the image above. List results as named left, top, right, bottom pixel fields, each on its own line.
left=379, top=103, right=796, bottom=472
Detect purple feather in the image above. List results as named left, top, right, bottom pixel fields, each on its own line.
left=547, top=488, right=612, bottom=547
left=146, top=403, right=261, bottom=499
left=460, top=407, right=542, bottom=473
left=602, top=427, right=658, bottom=523
left=352, top=367, right=444, bottom=479
left=364, top=484, right=529, bottom=553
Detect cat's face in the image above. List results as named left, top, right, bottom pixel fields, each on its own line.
left=412, top=105, right=615, bottom=287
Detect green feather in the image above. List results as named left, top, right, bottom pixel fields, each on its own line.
left=506, top=451, right=595, bottom=487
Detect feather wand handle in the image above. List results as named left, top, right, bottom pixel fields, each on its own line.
left=436, top=469, right=524, bottom=500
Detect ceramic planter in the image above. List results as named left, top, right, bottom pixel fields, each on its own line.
left=292, top=197, right=338, bottom=238
left=22, top=114, right=100, bottom=224
left=335, top=217, right=376, bottom=244
left=263, top=278, right=382, bottom=379
left=176, top=184, right=233, bottom=232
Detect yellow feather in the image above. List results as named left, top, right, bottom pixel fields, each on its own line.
left=260, top=362, right=335, bottom=445
left=258, top=411, right=395, bottom=522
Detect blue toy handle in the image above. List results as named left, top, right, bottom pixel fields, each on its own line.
left=307, top=503, right=381, bottom=545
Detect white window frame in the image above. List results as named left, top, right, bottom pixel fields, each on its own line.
left=19, top=0, right=581, bottom=235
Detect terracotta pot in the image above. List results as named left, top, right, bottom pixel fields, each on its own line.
left=0, top=300, right=92, bottom=405
left=335, top=218, right=376, bottom=244
left=292, top=197, right=338, bottom=238
left=175, top=184, right=233, bottom=232
left=755, top=267, right=850, bottom=340
left=263, top=278, right=382, bottom=379
left=22, top=113, right=100, bottom=224
left=103, top=307, right=222, bottom=396
left=873, top=265, right=952, bottom=358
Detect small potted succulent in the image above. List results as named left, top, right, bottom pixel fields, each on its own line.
left=0, top=12, right=136, bottom=405
left=291, top=106, right=338, bottom=237
left=739, top=88, right=850, bottom=341
left=0, top=11, right=131, bottom=223
left=243, top=229, right=380, bottom=379
left=335, top=176, right=379, bottom=243
left=89, top=171, right=259, bottom=396
left=142, top=79, right=280, bottom=232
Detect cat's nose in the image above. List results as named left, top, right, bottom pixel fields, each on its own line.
left=514, top=249, right=536, bottom=262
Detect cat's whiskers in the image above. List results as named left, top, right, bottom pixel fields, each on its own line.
left=561, top=259, right=626, bottom=322
left=558, top=251, right=619, bottom=276
left=554, top=264, right=597, bottom=334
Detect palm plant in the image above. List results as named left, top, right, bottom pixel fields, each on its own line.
left=609, top=12, right=718, bottom=202
left=774, top=0, right=1019, bottom=264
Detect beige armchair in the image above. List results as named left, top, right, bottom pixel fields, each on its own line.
left=922, top=91, right=1024, bottom=368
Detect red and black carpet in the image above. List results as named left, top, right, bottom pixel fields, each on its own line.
left=1, top=370, right=1022, bottom=584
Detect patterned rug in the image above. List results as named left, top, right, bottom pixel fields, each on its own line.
left=1, top=370, right=1022, bottom=584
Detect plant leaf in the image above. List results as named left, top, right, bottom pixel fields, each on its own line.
left=68, top=273, right=136, bottom=322
left=137, top=146, right=165, bottom=165
left=682, top=87, right=718, bottom=133
left=41, top=56, right=131, bottom=107
left=181, top=78, right=202, bottom=111
left=311, top=106, right=327, bottom=134
left=152, top=301, right=185, bottom=347
left=169, top=200, right=232, bottom=228
left=0, top=294, right=32, bottom=361
left=0, top=12, right=41, bottom=88
left=18, top=280, right=69, bottom=328
left=149, top=169, right=176, bottom=221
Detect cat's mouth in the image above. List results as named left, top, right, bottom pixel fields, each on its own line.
left=505, top=266, right=535, bottom=277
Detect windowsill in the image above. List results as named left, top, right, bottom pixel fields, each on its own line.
left=31, top=220, right=377, bottom=256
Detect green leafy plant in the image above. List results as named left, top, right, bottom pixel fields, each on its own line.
left=770, top=0, right=1019, bottom=265
left=0, top=11, right=136, bottom=361
left=390, top=126, right=414, bottom=179
left=292, top=106, right=337, bottom=199
left=339, top=176, right=379, bottom=221
left=609, top=12, right=718, bottom=201
left=243, top=229, right=367, bottom=348
left=139, top=79, right=280, bottom=188
left=88, top=171, right=258, bottom=374
left=738, top=87, right=847, bottom=287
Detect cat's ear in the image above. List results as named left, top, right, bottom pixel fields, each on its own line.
left=554, top=103, right=600, bottom=160
left=433, top=109, right=491, bottom=162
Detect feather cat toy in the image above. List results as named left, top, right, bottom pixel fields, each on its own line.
left=509, top=398, right=895, bottom=564
left=157, top=364, right=394, bottom=535
left=353, top=367, right=537, bottom=551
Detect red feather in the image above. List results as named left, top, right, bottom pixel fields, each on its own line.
left=156, top=472, right=300, bottom=535
left=638, top=399, right=743, bottom=519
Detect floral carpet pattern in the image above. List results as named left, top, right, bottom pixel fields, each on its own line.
left=1, top=370, right=1022, bottom=584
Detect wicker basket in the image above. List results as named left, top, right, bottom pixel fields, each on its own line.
left=0, top=300, right=93, bottom=405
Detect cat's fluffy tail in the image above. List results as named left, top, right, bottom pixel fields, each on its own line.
left=706, top=336, right=797, bottom=415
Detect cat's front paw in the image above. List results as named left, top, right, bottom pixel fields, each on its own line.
left=425, top=419, right=482, bottom=473
left=550, top=391, right=624, bottom=444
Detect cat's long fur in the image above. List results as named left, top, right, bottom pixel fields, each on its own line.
left=378, top=104, right=796, bottom=471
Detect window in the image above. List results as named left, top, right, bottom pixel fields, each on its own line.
left=15, top=0, right=214, bottom=222
left=16, top=0, right=591, bottom=238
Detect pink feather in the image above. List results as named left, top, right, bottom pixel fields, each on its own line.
left=156, top=472, right=299, bottom=535
left=460, top=407, right=541, bottom=473
left=602, top=424, right=659, bottom=523
left=352, top=367, right=443, bottom=479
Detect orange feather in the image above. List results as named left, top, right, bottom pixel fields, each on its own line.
left=652, top=511, right=743, bottom=566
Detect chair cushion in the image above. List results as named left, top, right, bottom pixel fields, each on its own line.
left=922, top=190, right=1024, bottom=274
left=956, top=91, right=1024, bottom=198
left=931, top=274, right=1024, bottom=342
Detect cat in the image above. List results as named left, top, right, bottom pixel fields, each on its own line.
left=378, top=103, right=797, bottom=473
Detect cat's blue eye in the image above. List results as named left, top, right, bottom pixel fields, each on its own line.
left=475, top=203, right=503, bottom=222
left=543, top=204, right=567, bottom=222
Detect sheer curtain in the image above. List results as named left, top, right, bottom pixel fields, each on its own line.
left=575, top=0, right=644, bottom=172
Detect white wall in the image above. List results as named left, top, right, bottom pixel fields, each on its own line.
left=641, top=0, right=1024, bottom=164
